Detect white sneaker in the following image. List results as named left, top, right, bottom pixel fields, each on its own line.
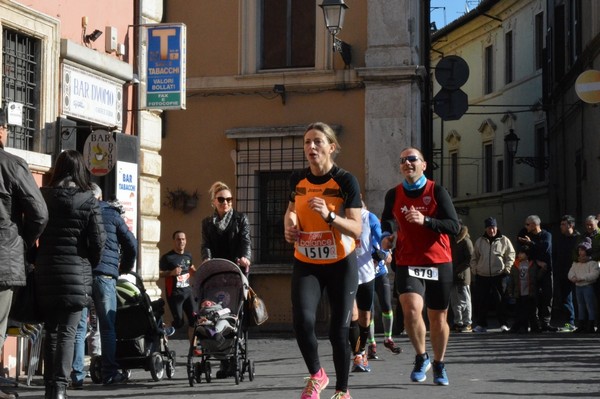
left=500, top=325, right=510, bottom=333
left=0, top=391, right=16, bottom=399
left=473, top=325, right=487, bottom=333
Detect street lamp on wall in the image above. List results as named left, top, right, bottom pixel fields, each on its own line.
left=319, top=0, right=352, bottom=67
left=504, top=128, right=549, bottom=170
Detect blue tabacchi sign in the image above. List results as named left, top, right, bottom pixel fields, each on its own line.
left=145, top=23, right=186, bottom=110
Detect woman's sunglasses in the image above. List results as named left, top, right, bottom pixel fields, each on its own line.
left=216, top=197, right=233, bottom=204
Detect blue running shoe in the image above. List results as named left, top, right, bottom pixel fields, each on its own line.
left=410, top=353, right=431, bottom=382
left=433, top=361, right=449, bottom=386
left=352, top=354, right=371, bottom=372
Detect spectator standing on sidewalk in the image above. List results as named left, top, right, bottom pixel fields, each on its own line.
left=553, top=215, right=580, bottom=332
left=90, top=184, right=138, bottom=385
left=0, top=108, right=48, bottom=399
left=580, top=216, right=600, bottom=260
left=507, top=247, right=538, bottom=333
left=580, top=216, right=600, bottom=323
left=449, top=221, right=473, bottom=332
left=200, top=181, right=252, bottom=378
left=381, top=147, right=459, bottom=386
left=518, top=215, right=556, bottom=331
left=35, top=150, right=105, bottom=399
left=160, top=231, right=197, bottom=342
left=568, top=238, right=600, bottom=333
left=470, top=217, right=515, bottom=333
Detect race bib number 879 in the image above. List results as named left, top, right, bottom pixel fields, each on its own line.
left=298, top=230, right=337, bottom=260
left=408, top=266, right=439, bottom=281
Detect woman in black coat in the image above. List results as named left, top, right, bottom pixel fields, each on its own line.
left=35, top=150, right=106, bottom=399
left=200, top=181, right=251, bottom=378
left=201, top=181, right=251, bottom=274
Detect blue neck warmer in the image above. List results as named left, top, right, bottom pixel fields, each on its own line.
left=403, top=175, right=427, bottom=191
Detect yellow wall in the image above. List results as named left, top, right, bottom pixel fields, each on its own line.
left=160, top=90, right=365, bottom=263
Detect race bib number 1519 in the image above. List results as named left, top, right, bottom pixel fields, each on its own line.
left=297, top=230, right=337, bottom=260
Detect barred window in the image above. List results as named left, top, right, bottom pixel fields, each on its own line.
left=2, top=28, right=40, bottom=151
left=231, top=129, right=308, bottom=264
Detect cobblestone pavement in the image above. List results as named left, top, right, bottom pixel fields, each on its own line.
left=7, top=327, right=600, bottom=399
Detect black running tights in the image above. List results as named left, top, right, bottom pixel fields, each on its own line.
left=291, top=256, right=358, bottom=392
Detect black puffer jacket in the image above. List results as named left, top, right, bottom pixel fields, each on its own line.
left=0, top=149, right=48, bottom=288
left=201, top=210, right=251, bottom=263
left=35, top=182, right=106, bottom=310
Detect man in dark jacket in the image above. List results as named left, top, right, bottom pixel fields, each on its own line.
left=0, top=108, right=48, bottom=399
left=449, top=222, right=474, bottom=332
left=553, top=215, right=579, bottom=331
left=518, top=214, right=556, bottom=331
left=90, top=184, right=138, bottom=385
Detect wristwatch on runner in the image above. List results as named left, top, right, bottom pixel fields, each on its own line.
left=326, top=211, right=336, bottom=225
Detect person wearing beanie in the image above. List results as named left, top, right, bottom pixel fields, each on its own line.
left=568, top=237, right=600, bottom=333
left=470, top=217, right=515, bottom=333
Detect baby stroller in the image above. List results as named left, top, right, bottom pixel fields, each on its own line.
left=186, top=258, right=254, bottom=386
left=90, top=272, right=176, bottom=383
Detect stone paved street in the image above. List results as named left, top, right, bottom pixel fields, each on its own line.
left=7, top=327, right=600, bottom=399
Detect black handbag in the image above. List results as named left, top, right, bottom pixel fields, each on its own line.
left=9, top=269, right=42, bottom=324
left=247, top=287, right=269, bottom=326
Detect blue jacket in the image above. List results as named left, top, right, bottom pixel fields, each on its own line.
left=94, top=201, right=137, bottom=278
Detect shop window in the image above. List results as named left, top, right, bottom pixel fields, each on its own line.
left=2, top=28, right=40, bottom=151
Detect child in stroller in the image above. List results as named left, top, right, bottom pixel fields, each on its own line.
left=187, top=258, right=255, bottom=386
left=90, top=274, right=176, bottom=383
left=195, top=300, right=237, bottom=348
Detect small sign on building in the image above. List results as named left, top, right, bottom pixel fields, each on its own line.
left=7, top=102, right=23, bottom=127
left=61, top=64, right=123, bottom=129
left=115, top=161, right=138, bottom=235
left=83, top=129, right=116, bottom=176
left=144, top=23, right=186, bottom=110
